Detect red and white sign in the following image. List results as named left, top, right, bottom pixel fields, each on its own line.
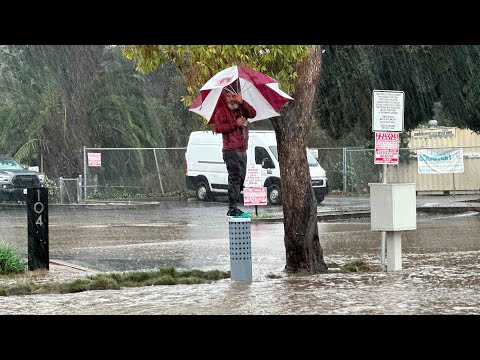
left=243, top=187, right=267, bottom=206
left=244, top=164, right=262, bottom=188
left=374, top=132, right=399, bottom=165
left=88, top=152, right=102, bottom=167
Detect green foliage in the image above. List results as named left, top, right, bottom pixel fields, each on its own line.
left=0, top=45, right=198, bottom=182
left=314, top=45, right=480, bottom=144
left=328, top=162, right=353, bottom=192
left=122, top=45, right=310, bottom=123
left=2, top=44, right=480, bottom=184
left=44, top=176, right=60, bottom=203
left=465, top=70, right=480, bottom=130
left=0, top=243, right=27, bottom=275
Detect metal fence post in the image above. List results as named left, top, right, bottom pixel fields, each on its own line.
left=77, top=175, right=83, bottom=203
left=153, top=148, right=165, bottom=194
left=342, top=147, right=347, bottom=193
left=59, top=177, right=64, bottom=205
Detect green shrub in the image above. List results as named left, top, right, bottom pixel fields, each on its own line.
left=44, top=176, right=60, bottom=203
left=0, top=243, right=27, bottom=275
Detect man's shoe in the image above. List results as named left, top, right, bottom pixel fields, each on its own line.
left=227, top=208, right=244, bottom=216
left=233, top=208, right=244, bottom=216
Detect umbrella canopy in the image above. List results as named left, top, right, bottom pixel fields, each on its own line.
left=189, top=65, right=293, bottom=124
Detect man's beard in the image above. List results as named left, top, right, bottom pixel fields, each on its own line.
left=227, top=102, right=239, bottom=110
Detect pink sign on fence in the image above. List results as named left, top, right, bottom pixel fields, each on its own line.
left=88, top=152, right=102, bottom=167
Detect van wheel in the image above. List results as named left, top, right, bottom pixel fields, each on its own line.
left=196, top=181, right=211, bottom=201
left=315, top=195, right=325, bottom=204
left=267, top=184, right=281, bottom=205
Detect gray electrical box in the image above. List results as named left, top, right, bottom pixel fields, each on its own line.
left=369, top=183, right=417, bottom=231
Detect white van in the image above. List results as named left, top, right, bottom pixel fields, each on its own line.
left=185, top=130, right=328, bottom=205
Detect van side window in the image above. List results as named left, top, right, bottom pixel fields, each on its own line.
left=255, top=147, right=271, bottom=165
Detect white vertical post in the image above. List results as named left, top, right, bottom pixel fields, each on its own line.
left=77, top=175, right=83, bottom=204
left=153, top=149, right=165, bottom=194
left=452, top=173, right=456, bottom=196
left=342, top=147, right=347, bottom=193
left=386, top=231, right=402, bottom=271
left=380, top=164, right=387, bottom=269
left=59, top=177, right=64, bottom=205
left=83, top=146, right=87, bottom=202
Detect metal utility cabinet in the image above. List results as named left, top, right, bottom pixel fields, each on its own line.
left=369, top=183, right=417, bottom=271
left=370, top=183, right=417, bottom=231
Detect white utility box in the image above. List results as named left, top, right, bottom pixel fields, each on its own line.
left=369, top=183, right=417, bottom=231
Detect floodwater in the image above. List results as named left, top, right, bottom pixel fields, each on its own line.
left=0, top=199, right=480, bottom=315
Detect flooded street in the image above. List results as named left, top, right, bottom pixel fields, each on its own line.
left=1, top=198, right=480, bottom=314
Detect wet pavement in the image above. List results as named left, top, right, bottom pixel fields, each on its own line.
left=0, top=194, right=479, bottom=314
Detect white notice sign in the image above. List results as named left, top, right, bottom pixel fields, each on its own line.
left=244, top=164, right=262, bottom=188
left=372, top=90, right=404, bottom=132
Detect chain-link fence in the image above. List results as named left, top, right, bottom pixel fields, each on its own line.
left=318, top=146, right=480, bottom=195
left=59, top=176, right=83, bottom=204
left=81, top=145, right=480, bottom=202
left=83, top=147, right=187, bottom=201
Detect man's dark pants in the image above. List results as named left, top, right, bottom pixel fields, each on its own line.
left=223, top=150, right=247, bottom=210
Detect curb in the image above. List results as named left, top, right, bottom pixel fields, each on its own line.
left=251, top=206, right=480, bottom=223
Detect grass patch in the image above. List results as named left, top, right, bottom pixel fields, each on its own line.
left=0, top=243, right=27, bottom=275
left=0, top=266, right=230, bottom=297
left=340, top=260, right=371, bottom=272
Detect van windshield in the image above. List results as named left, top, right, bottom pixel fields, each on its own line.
left=269, top=147, right=320, bottom=167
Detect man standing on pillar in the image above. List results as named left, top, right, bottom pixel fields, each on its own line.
left=212, top=83, right=256, bottom=216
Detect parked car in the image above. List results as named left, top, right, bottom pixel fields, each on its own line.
left=0, top=156, right=45, bottom=202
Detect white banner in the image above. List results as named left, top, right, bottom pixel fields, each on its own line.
left=417, top=149, right=464, bottom=174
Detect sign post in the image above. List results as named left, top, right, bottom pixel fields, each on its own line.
left=27, top=187, right=49, bottom=271
left=372, top=90, right=405, bottom=271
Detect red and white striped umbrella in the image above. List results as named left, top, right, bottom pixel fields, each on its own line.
left=189, top=65, right=293, bottom=124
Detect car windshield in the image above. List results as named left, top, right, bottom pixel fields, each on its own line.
left=0, top=159, right=23, bottom=170
left=269, top=146, right=320, bottom=167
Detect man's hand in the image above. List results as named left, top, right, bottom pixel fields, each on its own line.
left=236, top=116, right=248, bottom=127
left=233, top=93, right=243, bottom=104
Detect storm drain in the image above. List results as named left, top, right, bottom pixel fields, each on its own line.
left=228, top=217, right=252, bottom=281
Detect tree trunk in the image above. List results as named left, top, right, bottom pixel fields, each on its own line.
left=271, top=45, right=328, bottom=274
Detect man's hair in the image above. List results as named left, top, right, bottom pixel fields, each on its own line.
left=224, top=80, right=240, bottom=94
